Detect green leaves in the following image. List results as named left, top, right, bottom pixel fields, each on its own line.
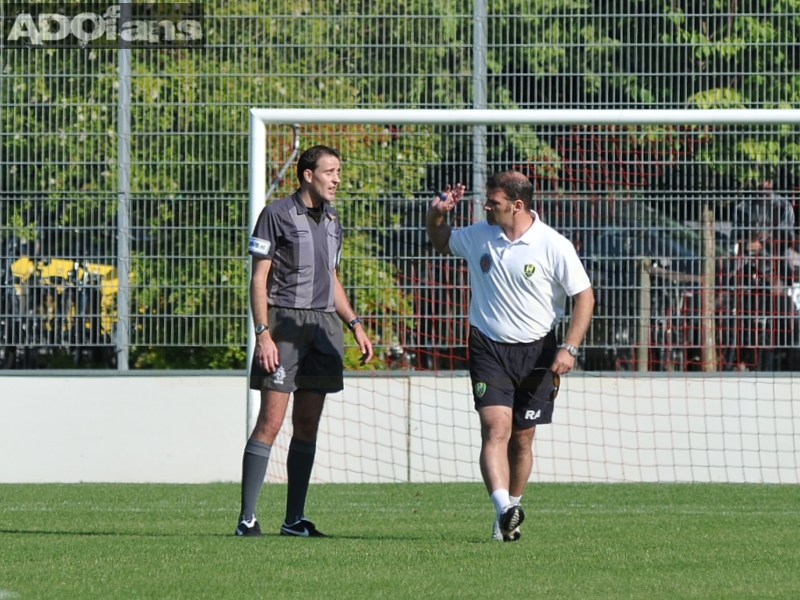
left=5, top=2, right=800, bottom=369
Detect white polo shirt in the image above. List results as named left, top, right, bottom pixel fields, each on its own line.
left=448, top=211, right=591, bottom=343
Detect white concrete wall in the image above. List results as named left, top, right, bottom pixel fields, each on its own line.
left=1, top=373, right=798, bottom=484
left=0, top=374, right=246, bottom=483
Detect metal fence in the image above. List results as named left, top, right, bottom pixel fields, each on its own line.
left=2, top=2, right=800, bottom=371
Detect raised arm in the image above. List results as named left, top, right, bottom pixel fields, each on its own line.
left=425, top=183, right=466, bottom=255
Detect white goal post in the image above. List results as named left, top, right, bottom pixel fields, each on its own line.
left=247, top=109, right=800, bottom=485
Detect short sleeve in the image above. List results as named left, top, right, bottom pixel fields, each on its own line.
left=448, top=227, right=469, bottom=258
left=556, top=237, right=592, bottom=296
left=248, top=207, right=280, bottom=259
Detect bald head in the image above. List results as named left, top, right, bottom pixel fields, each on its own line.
left=486, top=170, right=534, bottom=211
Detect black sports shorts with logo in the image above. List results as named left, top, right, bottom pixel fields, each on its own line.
left=468, top=327, right=560, bottom=429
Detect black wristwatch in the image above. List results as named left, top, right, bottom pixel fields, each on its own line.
left=348, top=317, right=362, bottom=331
left=254, top=323, right=269, bottom=335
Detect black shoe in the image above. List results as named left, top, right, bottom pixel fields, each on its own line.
left=499, top=505, right=525, bottom=541
left=235, top=517, right=264, bottom=537
left=280, top=517, right=326, bottom=537
left=493, top=515, right=522, bottom=541
left=503, top=526, right=522, bottom=542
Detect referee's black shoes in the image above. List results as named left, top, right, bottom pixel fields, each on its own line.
left=280, top=517, right=326, bottom=537
left=235, top=517, right=264, bottom=537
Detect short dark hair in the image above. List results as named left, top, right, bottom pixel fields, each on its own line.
left=486, top=170, right=534, bottom=211
left=297, top=145, right=340, bottom=183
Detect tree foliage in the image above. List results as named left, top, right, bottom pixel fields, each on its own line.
left=2, top=1, right=800, bottom=369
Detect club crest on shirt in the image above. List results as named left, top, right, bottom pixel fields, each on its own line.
left=523, top=264, right=536, bottom=278
left=479, top=253, right=492, bottom=273
left=474, top=381, right=487, bottom=397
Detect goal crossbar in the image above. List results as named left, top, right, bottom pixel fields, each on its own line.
left=249, top=107, right=800, bottom=126
left=248, top=107, right=800, bottom=262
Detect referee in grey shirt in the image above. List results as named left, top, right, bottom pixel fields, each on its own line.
left=236, top=145, right=373, bottom=538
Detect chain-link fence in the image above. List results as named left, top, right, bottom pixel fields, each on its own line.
left=2, top=2, right=800, bottom=371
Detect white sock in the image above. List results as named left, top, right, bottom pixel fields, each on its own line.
left=510, top=495, right=522, bottom=506
left=490, top=489, right=511, bottom=516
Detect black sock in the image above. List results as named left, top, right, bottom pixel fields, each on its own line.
left=285, top=438, right=316, bottom=524
left=240, top=439, right=271, bottom=520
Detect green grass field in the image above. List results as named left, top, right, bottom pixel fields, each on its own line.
left=1, top=482, right=799, bottom=599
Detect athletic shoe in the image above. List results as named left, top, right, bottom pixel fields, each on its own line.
left=504, top=525, right=522, bottom=542
left=493, top=515, right=522, bottom=541
left=492, top=518, right=503, bottom=541
left=499, top=504, right=525, bottom=542
left=235, top=517, right=264, bottom=537
left=280, top=517, right=326, bottom=537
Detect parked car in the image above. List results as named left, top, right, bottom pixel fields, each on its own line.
left=577, top=208, right=800, bottom=372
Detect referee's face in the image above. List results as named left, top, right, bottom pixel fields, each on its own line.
left=306, top=155, right=341, bottom=204
left=484, top=189, right=513, bottom=227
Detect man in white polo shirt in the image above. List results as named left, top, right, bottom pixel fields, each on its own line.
left=426, top=170, right=594, bottom=542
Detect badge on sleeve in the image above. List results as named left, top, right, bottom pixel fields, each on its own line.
left=248, top=237, right=271, bottom=256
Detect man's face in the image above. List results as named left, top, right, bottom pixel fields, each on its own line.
left=304, top=155, right=341, bottom=203
left=484, top=188, right=514, bottom=226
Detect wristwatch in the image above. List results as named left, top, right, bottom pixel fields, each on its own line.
left=558, top=343, right=579, bottom=357
left=254, top=323, right=269, bottom=335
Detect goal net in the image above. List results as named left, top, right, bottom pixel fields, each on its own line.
left=249, top=109, right=800, bottom=484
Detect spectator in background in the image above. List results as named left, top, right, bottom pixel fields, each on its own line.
left=732, top=181, right=795, bottom=265
left=730, top=181, right=796, bottom=369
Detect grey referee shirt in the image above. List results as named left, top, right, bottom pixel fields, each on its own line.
left=248, top=193, right=342, bottom=311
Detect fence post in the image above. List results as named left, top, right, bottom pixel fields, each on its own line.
left=637, top=258, right=651, bottom=371
left=116, top=0, right=132, bottom=371
left=472, top=0, right=487, bottom=223
left=702, top=204, right=718, bottom=371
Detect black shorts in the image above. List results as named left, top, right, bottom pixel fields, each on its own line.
left=249, top=306, right=344, bottom=393
left=468, top=327, right=560, bottom=429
